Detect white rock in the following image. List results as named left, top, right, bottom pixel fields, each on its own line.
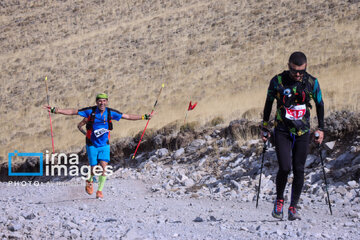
left=325, top=141, right=336, bottom=150
left=229, top=155, right=244, bottom=168
left=70, top=229, right=81, bottom=239
left=186, top=139, right=206, bottom=153
left=7, top=222, right=22, bottom=232
left=156, top=148, right=169, bottom=158
left=63, top=221, right=78, bottom=230
left=173, top=148, right=185, bottom=159
left=350, top=146, right=357, bottom=153
left=348, top=180, right=358, bottom=188
left=199, top=157, right=207, bottom=167
left=247, top=139, right=260, bottom=146
left=176, top=174, right=188, bottom=183
left=230, top=180, right=241, bottom=191
left=183, top=178, right=195, bottom=187
left=204, top=135, right=212, bottom=141
left=336, top=186, right=347, bottom=196
left=322, top=233, right=331, bottom=239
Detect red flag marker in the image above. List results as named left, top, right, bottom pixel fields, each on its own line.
left=188, top=101, right=197, bottom=111
left=184, top=101, right=197, bottom=123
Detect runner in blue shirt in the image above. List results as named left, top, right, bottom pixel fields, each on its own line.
left=44, top=93, right=152, bottom=199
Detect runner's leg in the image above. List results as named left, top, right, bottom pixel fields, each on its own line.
left=86, top=145, right=98, bottom=182
left=97, top=145, right=110, bottom=193
left=98, top=161, right=108, bottom=191
left=290, top=132, right=310, bottom=206
left=274, top=129, right=292, bottom=200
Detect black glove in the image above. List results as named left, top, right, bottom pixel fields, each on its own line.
left=142, top=114, right=150, bottom=120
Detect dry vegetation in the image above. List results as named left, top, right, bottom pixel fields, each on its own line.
left=0, top=0, right=359, bottom=162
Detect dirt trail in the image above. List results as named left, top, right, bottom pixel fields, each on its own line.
left=1, top=175, right=358, bottom=239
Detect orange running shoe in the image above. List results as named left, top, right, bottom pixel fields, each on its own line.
left=96, top=191, right=103, bottom=199
left=85, top=180, right=93, bottom=195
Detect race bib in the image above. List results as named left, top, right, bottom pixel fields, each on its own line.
left=285, top=104, right=306, bottom=120
left=94, top=128, right=109, bottom=138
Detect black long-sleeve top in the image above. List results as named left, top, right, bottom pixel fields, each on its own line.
left=263, top=71, right=324, bottom=135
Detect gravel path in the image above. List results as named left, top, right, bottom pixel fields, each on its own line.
left=1, top=174, right=359, bottom=240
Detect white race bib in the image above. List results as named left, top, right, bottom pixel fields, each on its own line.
left=285, top=104, right=306, bottom=120
left=94, top=128, right=109, bottom=138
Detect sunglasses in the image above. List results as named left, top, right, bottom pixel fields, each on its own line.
left=289, top=67, right=306, bottom=75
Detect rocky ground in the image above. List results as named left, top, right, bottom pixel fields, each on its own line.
left=1, top=111, right=360, bottom=239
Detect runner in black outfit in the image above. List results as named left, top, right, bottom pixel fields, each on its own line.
left=260, top=52, right=325, bottom=220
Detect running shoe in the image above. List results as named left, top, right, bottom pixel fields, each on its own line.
left=288, top=206, right=301, bottom=220
left=85, top=180, right=93, bottom=195
left=272, top=199, right=284, bottom=219
left=96, top=190, right=103, bottom=200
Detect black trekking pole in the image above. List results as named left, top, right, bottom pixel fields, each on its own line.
left=315, top=132, right=333, bottom=215
left=256, top=132, right=268, bottom=208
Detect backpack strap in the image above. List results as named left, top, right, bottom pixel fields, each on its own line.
left=86, top=106, right=97, bottom=131
left=107, top=108, right=113, bottom=130
left=301, top=74, right=313, bottom=109
left=85, top=106, right=114, bottom=145
left=277, top=75, right=283, bottom=86
left=84, top=106, right=97, bottom=145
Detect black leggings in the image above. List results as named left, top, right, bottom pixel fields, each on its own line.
left=274, top=129, right=310, bottom=206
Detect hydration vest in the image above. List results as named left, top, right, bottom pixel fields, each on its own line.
left=85, top=106, right=113, bottom=145
left=277, top=75, right=311, bottom=109
left=276, top=74, right=314, bottom=135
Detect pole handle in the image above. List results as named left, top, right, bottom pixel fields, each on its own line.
left=45, top=76, right=50, bottom=105
left=315, top=132, right=320, bottom=139
left=315, top=132, right=321, bottom=148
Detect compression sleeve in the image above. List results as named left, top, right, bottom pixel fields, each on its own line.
left=313, top=79, right=325, bottom=130
left=263, top=78, right=276, bottom=122
left=316, top=104, right=325, bottom=130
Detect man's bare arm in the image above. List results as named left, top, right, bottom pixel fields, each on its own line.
left=43, top=106, right=78, bottom=115
left=78, top=118, right=88, bottom=136
left=122, top=113, right=153, bottom=120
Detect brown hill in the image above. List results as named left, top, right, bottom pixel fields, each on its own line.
left=1, top=0, right=359, bottom=162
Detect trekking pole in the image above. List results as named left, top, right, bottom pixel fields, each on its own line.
left=132, top=83, right=164, bottom=160
left=44, top=76, right=55, bottom=154
left=256, top=131, right=268, bottom=208
left=315, top=132, right=332, bottom=215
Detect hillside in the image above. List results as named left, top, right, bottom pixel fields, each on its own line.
left=1, top=0, right=360, bottom=161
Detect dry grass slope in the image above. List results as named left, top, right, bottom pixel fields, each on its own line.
left=0, top=0, right=359, bottom=162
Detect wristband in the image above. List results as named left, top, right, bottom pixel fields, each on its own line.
left=50, top=107, right=57, bottom=114
left=142, top=114, right=150, bottom=120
